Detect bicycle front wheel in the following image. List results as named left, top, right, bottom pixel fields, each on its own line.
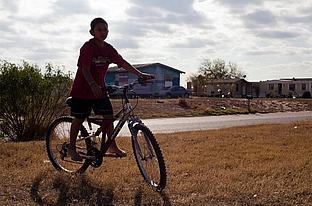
left=46, top=116, right=90, bottom=173
left=131, top=124, right=167, bottom=191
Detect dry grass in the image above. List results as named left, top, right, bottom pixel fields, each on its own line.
left=1, top=121, right=312, bottom=205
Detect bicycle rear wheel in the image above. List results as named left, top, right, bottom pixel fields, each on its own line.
left=46, top=116, right=90, bottom=173
left=131, top=124, right=167, bottom=191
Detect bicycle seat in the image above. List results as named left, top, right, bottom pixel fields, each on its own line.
left=65, top=97, right=72, bottom=107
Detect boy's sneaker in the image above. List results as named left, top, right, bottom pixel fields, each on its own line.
left=68, top=149, right=83, bottom=162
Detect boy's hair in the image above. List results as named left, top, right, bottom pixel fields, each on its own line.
left=90, top=17, right=108, bottom=31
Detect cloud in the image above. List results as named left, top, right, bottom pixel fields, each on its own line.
left=262, top=61, right=312, bottom=80
left=113, top=21, right=149, bottom=37
left=25, top=47, right=68, bottom=62
left=255, top=30, right=300, bottom=39
left=126, top=0, right=207, bottom=27
left=1, top=0, right=312, bottom=84
left=295, top=2, right=312, bottom=14
left=0, top=0, right=18, bottom=13
left=0, top=20, right=16, bottom=34
left=171, top=38, right=215, bottom=48
left=244, top=48, right=280, bottom=56
left=52, top=0, right=92, bottom=15
left=282, top=14, right=312, bottom=24
left=238, top=8, right=301, bottom=39
left=109, top=38, right=139, bottom=49
left=129, top=0, right=197, bottom=14
left=215, top=0, right=263, bottom=12
left=243, top=9, right=276, bottom=28
left=243, top=45, right=312, bottom=57
left=113, top=0, right=212, bottom=50
left=217, top=0, right=263, bottom=6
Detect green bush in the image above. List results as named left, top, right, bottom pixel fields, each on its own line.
left=0, top=60, right=72, bottom=141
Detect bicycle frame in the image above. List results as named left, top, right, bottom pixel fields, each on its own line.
left=75, top=81, right=143, bottom=159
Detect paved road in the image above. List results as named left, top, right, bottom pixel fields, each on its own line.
left=118, top=111, right=312, bottom=136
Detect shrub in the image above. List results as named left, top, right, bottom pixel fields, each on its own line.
left=178, top=99, right=190, bottom=108
left=0, top=60, right=72, bottom=141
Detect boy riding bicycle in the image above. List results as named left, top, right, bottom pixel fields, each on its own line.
left=69, top=17, right=153, bottom=161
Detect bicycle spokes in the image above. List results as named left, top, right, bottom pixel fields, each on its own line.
left=132, top=126, right=166, bottom=190
left=46, top=117, right=90, bottom=172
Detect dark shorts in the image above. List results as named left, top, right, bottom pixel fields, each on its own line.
left=70, top=97, right=113, bottom=119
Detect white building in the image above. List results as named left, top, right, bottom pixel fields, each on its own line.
left=259, top=78, right=312, bottom=98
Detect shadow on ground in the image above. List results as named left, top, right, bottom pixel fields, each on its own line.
left=30, top=171, right=171, bottom=206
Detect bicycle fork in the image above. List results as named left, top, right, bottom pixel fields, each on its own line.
left=128, top=116, right=154, bottom=160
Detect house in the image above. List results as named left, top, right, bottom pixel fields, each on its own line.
left=105, top=63, right=185, bottom=96
left=259, top=78, right=312, bottom=98
left=192, top=78, right=312, bottom=98
left=193, top=78, right=252, bottom=98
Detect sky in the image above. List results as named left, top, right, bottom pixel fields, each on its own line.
left=1, top=0, right=312, bottom=86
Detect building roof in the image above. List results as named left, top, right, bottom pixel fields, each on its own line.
left=280, top=78, right=312, bottom=81
left=262, top=78, right=312, bottom=83
left=108, top=63, right=185, bottom=74
left=205, top=78, right=248, bottom=84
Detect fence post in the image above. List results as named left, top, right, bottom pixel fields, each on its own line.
left=246, top=95, right=253, bottom=113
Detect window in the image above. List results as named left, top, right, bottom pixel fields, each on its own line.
left=289, top=84, right=295, bottom=91
left=268, top=83, right=274, bottom=90
left=164, top=73, right=172, bottom=88
left=302, top=84, right=307, bottom=91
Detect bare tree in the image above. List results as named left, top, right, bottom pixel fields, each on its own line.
left=189, top=58, right=245, bottom=95
left=198, top=59, right=245, bottom=80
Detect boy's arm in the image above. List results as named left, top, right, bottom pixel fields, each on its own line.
left=121, top=61, right=153, bottom=79
left=81, top=66, right=103, bottom=98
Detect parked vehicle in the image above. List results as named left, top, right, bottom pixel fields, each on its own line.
left=109, top=84, right=191, bottom=99
left=163, top=86, right=192, bottom=98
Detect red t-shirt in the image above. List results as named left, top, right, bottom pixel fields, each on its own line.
left=70, top=39, right=125, bottom=99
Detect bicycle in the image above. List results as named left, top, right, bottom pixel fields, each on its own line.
left=46, top=79, right=167, bottom=191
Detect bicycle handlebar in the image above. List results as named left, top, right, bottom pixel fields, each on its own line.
left=106, top=77, right=154, bottom=95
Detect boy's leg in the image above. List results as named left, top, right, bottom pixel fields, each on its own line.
left=68, top=117, right=85, bottom=161
left=68, top=97, right=90, bottom=161
left=94, top=97, right=126, bottom=157
left=100, top=118, right=127, bottom=157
